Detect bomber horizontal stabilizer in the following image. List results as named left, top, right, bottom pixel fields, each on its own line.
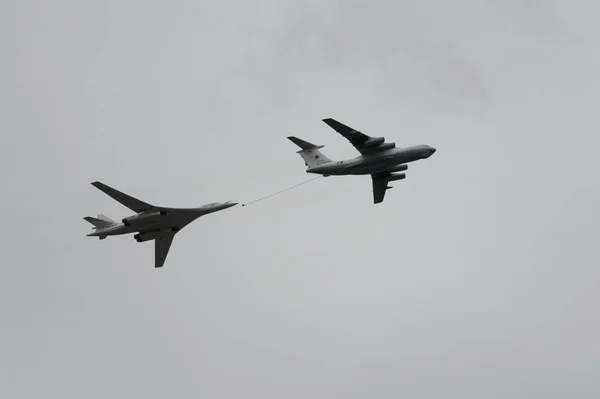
left=84, top=216, right=113, bottom=229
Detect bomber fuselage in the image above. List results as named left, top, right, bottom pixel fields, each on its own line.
left=87, top=203, right=236, bottom=238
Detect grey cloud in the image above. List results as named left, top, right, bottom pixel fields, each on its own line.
left=266, top=1, right=490, bottom=107
left=487, top=0, right=565, bottom=38
left=2, top=0, right=599, bottom=398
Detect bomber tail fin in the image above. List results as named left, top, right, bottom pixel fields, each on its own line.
left=84, top=214, right=116, bottom=229
left=287, top=136, right=333, bottom=168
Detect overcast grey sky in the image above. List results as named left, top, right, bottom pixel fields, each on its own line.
left=2, top=0, right=599, bottom=398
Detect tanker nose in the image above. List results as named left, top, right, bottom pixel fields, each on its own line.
left=423, top=147, right=436, bottom=158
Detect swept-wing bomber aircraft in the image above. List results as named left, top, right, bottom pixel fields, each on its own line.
left=84, top=181, right=237, bottom=267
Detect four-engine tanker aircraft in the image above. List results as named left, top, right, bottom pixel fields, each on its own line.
left=288, top=118, right=436, bottom=204
left=84, top=181, right=237, bottom=268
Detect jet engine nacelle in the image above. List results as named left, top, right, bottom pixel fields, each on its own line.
left=134, top=230, right=162, bottom=242
left=364, top=137, right=385, bottom=147
left=388, top=164, right=408, bottom=173
left=122, top=211, right=165, bottom=227
left=134, top=227, right=178, bottom=242
left=386, top=173, right=406, bottom=182
left=376, top=142, right=395, bottom=151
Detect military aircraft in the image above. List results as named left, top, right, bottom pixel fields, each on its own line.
left=84, top=181, right=237, bottom=268
left=288, top=118, right=436, bottom=204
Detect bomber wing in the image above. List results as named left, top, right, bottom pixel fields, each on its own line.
left=155, top=231, right=175, bottom=268
left=91, top=181, right=155, bottom=213
left=322, top=118, right=371, bottom=154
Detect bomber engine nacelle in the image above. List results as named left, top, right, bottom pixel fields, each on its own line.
left=134, top=227, right=179, bottom=242
left=364, top=137, right=385, bottom=147
left=388, top=164, right=408, bottom=173
left=134, top=230, right=162, bottom=242
left=122, top=210, right=165, bottom=227
left=386, top=173, right=406, bottom=182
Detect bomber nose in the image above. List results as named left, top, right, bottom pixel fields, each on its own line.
left=224, top=201, right=238, bottom=208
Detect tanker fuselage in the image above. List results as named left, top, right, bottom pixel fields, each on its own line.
left=307, top=145, right=435, bottom=176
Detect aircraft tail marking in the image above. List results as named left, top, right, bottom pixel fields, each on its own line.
left=287, top=136, right=332, bottom=167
